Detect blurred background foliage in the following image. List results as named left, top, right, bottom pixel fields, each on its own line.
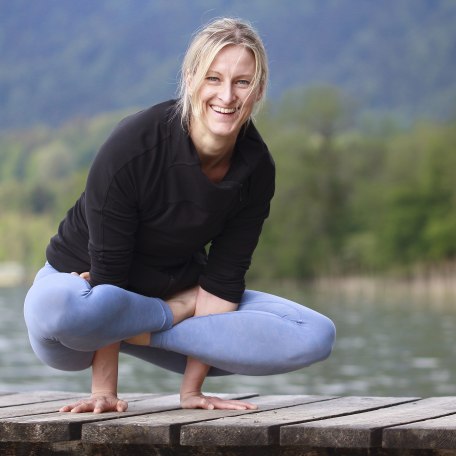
left=1, top=88, right=455, bottom=279
left=1, top=0, right=455, bottom=280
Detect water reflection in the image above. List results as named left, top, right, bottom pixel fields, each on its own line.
left=1, top=283, right=455, bottom=396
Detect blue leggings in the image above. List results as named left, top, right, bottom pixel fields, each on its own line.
left=24, top=263, right=336, bottom=376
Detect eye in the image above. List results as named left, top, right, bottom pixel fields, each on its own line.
left=236, top=79, right=251, bottom=87
left=206, top=76, right=219, bottom=83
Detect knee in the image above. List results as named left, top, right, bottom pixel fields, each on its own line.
left=286, top=315, right=336, bottom=369
left=312, top=315, right=336, bottom=362
left=24, top=274, right=89, bottom=339
left=29, top=336, right=93, bottom=372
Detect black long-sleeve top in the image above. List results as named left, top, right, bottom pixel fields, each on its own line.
left=46, top=100, right=275, bottom=303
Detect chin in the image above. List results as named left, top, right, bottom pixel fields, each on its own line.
left=209, top=117, right=249, bottom=138
left=203, top=121, right=236, bottom=138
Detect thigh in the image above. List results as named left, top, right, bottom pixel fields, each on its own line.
left=33, top=262, right=60, bottom=282
left=239, top=289, right=328, bottom=324
left=28, top=326, right=94, bottom=372
left=25, top=264, right=94, bottom=371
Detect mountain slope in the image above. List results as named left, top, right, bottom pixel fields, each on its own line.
left=1, top=0, right=455, bottom=129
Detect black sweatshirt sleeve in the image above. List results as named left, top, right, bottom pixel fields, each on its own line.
left=199, top=154, right=275, bottom=303
left=84, top=125, right=141, bottom=289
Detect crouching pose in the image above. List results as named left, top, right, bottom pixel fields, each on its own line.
left=24, top=17, right=335, bottom=413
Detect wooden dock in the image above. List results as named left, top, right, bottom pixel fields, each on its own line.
left=1, top=391, right=456, bottom=455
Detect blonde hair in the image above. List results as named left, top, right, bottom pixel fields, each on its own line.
left=176, top=17, right=268, bottom=128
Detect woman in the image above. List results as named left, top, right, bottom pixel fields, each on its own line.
left=24, top=18, right=336, bottom=413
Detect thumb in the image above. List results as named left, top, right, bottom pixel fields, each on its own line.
left=201, top=398, right=214, bottom=410
left=117, top=400, right=128, bottom=412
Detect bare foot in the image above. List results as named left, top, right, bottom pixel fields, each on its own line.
left=124, top=333, right=151, bottom=346
left=124, top=287, right=198, bottom=346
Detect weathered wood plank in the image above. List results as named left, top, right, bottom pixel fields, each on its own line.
left=4, top=441, right=443, bottom=456
left=82, top=394, right=330, bottom=446
left=0, top=396, right=85, bottom=419
left=281, top=397, right=456, bottom=449
left=0, top=394, right=180, bottom=442
left=0, top=393, right=156, bottom=419
left=3, top=392, right=456, bottom=454
left=383, top=412, right=456, bottom=449
left=0, top=393, right=255, bottom=444
left=180, top=396, right=414, bottom=447
left=0, top=391, right=85, bottom=408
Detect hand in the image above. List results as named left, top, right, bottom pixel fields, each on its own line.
left=166, top=286, right=198, bottom=324
left=71, top=271, right=90, bottom=281
left=59, top=392, right=128, bottom=414
left=180, top=392, right=258, bottom=410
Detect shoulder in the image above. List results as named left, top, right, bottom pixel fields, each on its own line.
left=92, top=100, right=178, bottom=173
left=239, top=121, right=275, bottom=175
left=115, top=99, right=176, bottom=132
left=107, top=99, right=176, bottom=149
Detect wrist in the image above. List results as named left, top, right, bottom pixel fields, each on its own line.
left=91, top=389, right=117, bottom=397
left=180, top=387, right=201, bottom=397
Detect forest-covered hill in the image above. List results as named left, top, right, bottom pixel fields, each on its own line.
left=2, top=88, right=456, bottom=278
left=2, top=1, right=456, bottom=280
left=1, top=0, right=456, bottom=130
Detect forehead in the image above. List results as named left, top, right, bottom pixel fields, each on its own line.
left=208, top=45, right=256, bottom=74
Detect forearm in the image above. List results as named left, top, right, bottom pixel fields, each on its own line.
left=181, top=287, right=237, bottom=400
left=180, top=356, right=210, bottom=399
left=91, top=342, right=120, bottom=395
left=60, top=342, right=127, bottom=413
left=179, top=288, right=255, bottom=410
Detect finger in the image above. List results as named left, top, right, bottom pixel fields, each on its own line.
left=93, top=402, right=105, bottom=414
left=230, top=400, right=258, bottom=410
left=117, top=400, right=128, bottom=412
left=70, top=272, right=79, bottom=277
left=80, top=272, right=90, bottom=280
left=210, top=399, right=257, bottom=410
left=59, top=401, right=83, bottom=412
left=71, top=402, right=95, bottom=413
left=215, top=398, right=258, bottom=408
left=93, top=398, right=114, bottom=414
left=196, top=396, right=235, bottom=410
left=191, top=396, right=213, bottom=410
left=212, top=402, right=247, bottom=410
left=59, top=405, right=73, bottom=412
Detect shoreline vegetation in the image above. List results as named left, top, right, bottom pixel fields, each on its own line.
left=1, top=87, right=456, bottom=290
left=3, top=261, right=456, bottom=303
left=0, top=262, right=26, bottom=288
left=313, top=274, right=456, bottom=301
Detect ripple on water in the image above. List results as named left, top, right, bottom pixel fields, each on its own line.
left=1, top=285, right=456, bottom=396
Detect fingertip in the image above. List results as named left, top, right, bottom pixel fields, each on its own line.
left=118, top=401, right=128, bottom=412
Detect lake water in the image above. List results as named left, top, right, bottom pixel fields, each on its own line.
left=1, top=282, right=455, bottom=397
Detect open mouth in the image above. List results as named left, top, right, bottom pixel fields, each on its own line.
left=211, top=105, right=239, bottom=115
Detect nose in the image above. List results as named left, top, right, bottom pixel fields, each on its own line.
left=218, top=82, right=236, bottom=104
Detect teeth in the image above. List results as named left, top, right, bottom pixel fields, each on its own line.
left=212, top=106, right=237, bottom=114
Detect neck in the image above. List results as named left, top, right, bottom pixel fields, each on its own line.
left=189, top=123, right=237, bottom=170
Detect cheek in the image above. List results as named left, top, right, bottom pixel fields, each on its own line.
left=199, top=85, right=218, bottom=100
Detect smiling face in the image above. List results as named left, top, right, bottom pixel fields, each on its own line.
left=189, top=44, right=261, bottom=148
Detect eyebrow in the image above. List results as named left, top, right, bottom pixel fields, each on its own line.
left=206, top=69, right=254, bottom=78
